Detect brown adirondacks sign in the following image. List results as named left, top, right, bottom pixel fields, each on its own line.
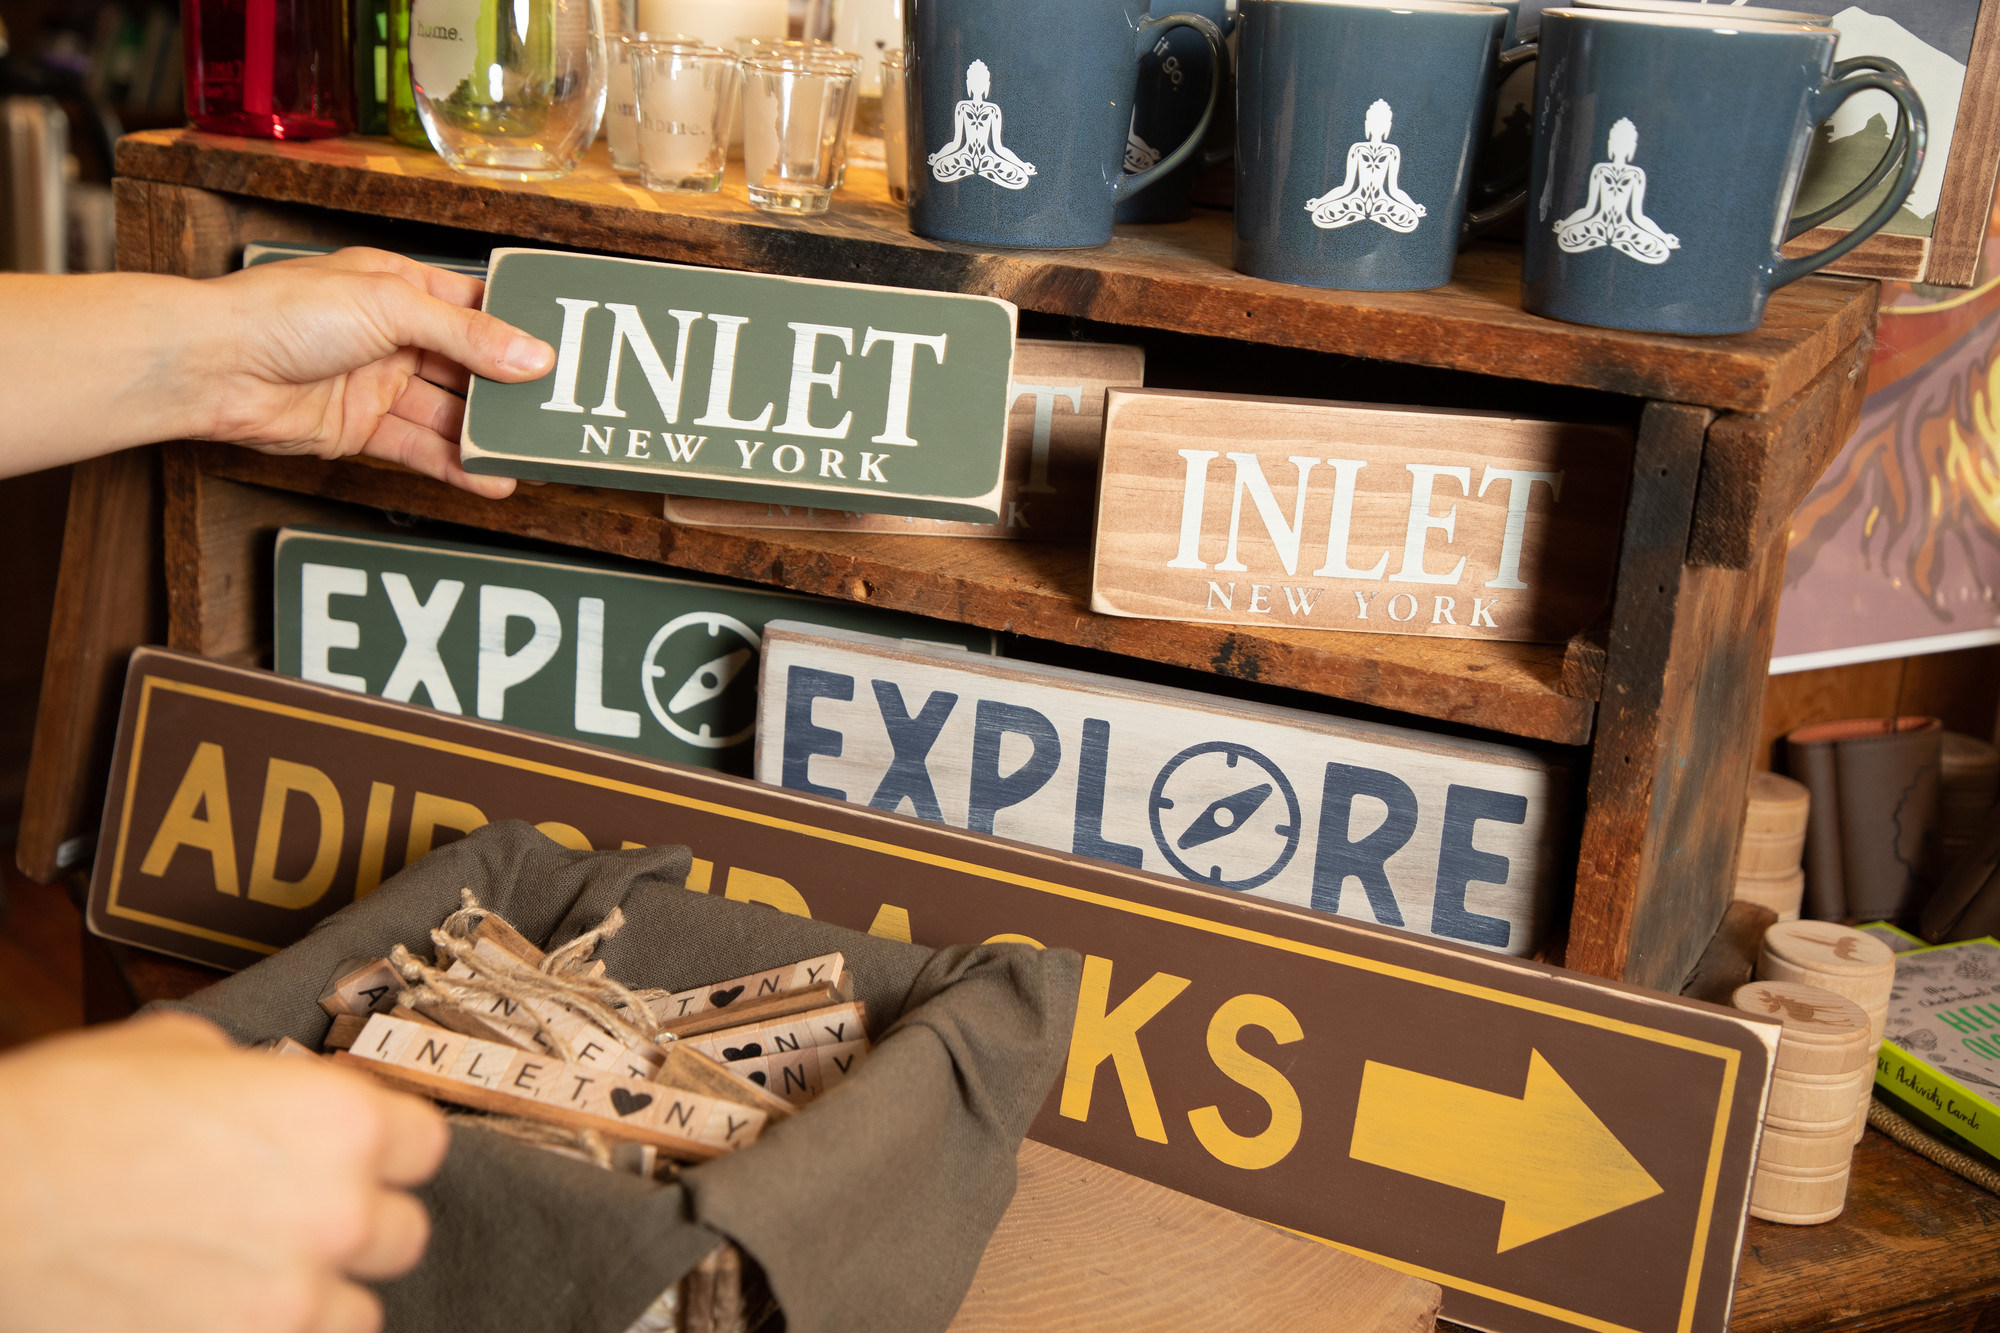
left=663, top=340, right=1145, bottom=541
left=1090, top=389, right=1633, bottom=643
left=89, top=649, right=1776, bottom=1333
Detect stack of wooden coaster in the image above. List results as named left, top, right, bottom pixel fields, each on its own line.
left=1733, top=980, right=1875, bottom=1224
left=1756, top=920, right=1895, bottom=1045
left=1938, top=733, right=1999, bottom=874
left=1735, top=772, right=1811, bottom=921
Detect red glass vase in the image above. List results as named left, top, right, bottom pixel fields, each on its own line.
left=184, top=0, right=356, bottom=139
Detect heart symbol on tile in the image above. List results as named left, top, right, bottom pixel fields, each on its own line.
left=610, top=1088, right=653, bottom=1118
left=722, top=1044, right=762, bottom=1061
left=709, top=986, right=745, bottom=1008
left=748, top=1071, right=768, bottom=1086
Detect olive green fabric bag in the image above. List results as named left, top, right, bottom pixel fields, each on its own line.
left=161, top=820, right=1082, bottom=1333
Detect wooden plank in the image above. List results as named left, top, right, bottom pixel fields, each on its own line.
left=1089, top=389, right=1633, bottom=644
left=645, top=952, right=847, bottom=1024
left=754, top=624, right=1571, bottom=956
left=666, top=339, right=1146, bottom=540
left=1566, top=401, right=1713, bottom=983
left=677, top=1001, right=867, bottom=1063
left=655, top=981, right=849, bottom=1039
left=1678, top=901, right=1778, bottom=1007
left=948, top=1140, right=1442, bottom=1333
left=164, top=456, right=398, bottom=665
left=190, top=444, right=1600, bottom=744
left=86, top=649, right=1780, bottom=1333
left=17, top=449, right=164, bottom=883
left=110, top=130, right=1876, bottom=415
left=462, top=249, right=1019, bottom=521
left=1686, top=334, right=1875, bottom=572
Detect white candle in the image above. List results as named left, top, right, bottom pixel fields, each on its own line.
left=635, top=0, right=785, bottom=45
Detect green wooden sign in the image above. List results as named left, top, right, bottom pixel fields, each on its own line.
left=272, top=527, right=995, bottom=775
left=461, top=249, right=1019, bottom=522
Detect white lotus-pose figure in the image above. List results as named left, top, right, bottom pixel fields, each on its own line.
left=928, top=59, right=1037, bottom=189
left=1305, top=99, right=1426, bottom=233
left=1554, top=118, right=1680, bottom=264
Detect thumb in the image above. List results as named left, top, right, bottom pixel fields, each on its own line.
left=362, top=274, right=555, bottom=383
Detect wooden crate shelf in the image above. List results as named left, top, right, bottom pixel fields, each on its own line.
left=186, top=445, right=1601, bottom=746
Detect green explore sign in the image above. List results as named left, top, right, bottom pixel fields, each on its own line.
left=272, top=527, right=995, bottom=775
left=462, top=249, right=1019, bottom=521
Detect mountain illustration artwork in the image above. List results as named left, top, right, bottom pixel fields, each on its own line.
left=928, top=59, right=1038, bottom=189
left=1554, top=118, right=1680, bottom=264
left=1305, top=99, right=1426, bottom=233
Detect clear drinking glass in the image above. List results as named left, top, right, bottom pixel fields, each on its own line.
left=630, top=39, right=739, bottom=192
left=740, top=51, right=855, bottom=213
left=880, top=47, right=905, bottom=203
left=610, top=30, right=696, bottom=172
left=409, top=0, right=607, bottom=179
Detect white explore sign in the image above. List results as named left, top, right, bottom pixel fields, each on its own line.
left=753, top=623, right=1570, bottom=955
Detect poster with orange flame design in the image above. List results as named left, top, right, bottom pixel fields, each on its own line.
left=1773, top=192, right=2000, bottom=671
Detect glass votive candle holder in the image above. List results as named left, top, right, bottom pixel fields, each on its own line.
left=630, top=39, right=740, bottom=193
left=881, top=48, right=906, bottom=203
left=740, top=51, right=855, bottom=214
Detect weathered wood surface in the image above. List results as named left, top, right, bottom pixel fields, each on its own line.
left=180, top=443, right=1604, bottom=744
left=1571, top=334, right=1873, bottom=987
left=111, top=130, right=1876, bottom=414
left=1089, top=389, right=1632, bottom=644
left=950, top=1140, right=1442, bottom=1333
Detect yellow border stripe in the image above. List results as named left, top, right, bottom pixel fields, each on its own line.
left=109, top=672, right=1749, bottom=1333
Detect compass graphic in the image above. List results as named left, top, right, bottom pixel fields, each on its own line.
left=641, top=612, right=759, bottom=750
left=1147, top=741, right=1301, bottom=891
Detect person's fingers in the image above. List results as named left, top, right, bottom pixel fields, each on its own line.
left=339, top=1190, right=431, bottom=1281
left=121, top=1010, right=234, bottom=1051
left=357, top=272, right=550, bottom=385
left=413, top=348, right=473, bottom=395
left=301, top=1279, right=384, bottom=1333
left=356, top=407, right=518, bottom=500
left=302, top=246, right=488, bottom=312
left=369, top=1088, right=451, bottom=1188
left=388, top=374, right=465, bottom=443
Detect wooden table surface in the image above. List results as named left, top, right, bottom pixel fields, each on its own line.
left=113, top=130, right=1876, bottom=415
left=91, top=937, right=2000, bottom=1333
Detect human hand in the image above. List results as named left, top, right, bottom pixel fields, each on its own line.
left=0, top=1011, right=450, bottom=1333
left=185, top=247, right=555, bottom=499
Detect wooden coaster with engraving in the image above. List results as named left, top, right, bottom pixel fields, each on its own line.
left=1757, top=922, right=1895, bottom=1044
left=1748, top=1159, right=1851, bottom=1225
left=1734, top=868, right=1804, bottom=921
left=1731, top=981, right=1873, bottom=1077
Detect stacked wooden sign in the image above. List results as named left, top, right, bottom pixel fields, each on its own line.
left=1088, top=390, right=1634, bottom=644
left=1733, top=773, right=1809, bottom=922
left=1756, top=920, right=1897, bottom=1045
left=315, top=894, right=869, bottom=1165
left=665, top=340, right=1145, bottom=540
left=1731, top=981, right=1876, bottom=1224
left=462, top=250, right=1019, bottom=522
left=753, top=623, right=1568, bottom=955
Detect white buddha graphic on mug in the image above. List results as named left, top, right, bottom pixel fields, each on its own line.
left=1305, top=99, right=1426, bottom=234
left=1553, top=118, right=1680, bottom=264
left=928, top=59, right=1038, bottom=189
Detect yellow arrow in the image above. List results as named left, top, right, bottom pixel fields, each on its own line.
left=1349, top=1049, right=1663, bottom=1253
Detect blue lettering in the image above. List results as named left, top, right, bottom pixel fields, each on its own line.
left=781, top=666, right=853, bottom=799
left=967, top=700, right=1061, bottom=834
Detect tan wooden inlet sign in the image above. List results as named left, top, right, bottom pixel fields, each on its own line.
left=89, top=649, right=1776, bottom=1333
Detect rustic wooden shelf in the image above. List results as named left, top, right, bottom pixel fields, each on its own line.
left=185, top=445, right=1601, bottom=745
left=112, top=129, right=1874, bottom=414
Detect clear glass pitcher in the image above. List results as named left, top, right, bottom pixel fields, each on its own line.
left=409, top=0, right=607, bottom=178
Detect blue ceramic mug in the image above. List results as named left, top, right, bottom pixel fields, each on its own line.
left=1522, top=8, right=1925, bottom=335
left=906, top=0, right=1226, bottom=248
left=1234, top=0, right=1531, bottom=292
left=1115, top=0, right=1237, bottom=226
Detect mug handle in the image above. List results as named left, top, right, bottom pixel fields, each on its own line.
left=1111, top=12, right=1227, bottom=203
left=1785, top=55, right=1911, bottom=239
left=1463, top=39, right=1540, bottom=236
left=1770, top=68, right=1926, bottom=290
